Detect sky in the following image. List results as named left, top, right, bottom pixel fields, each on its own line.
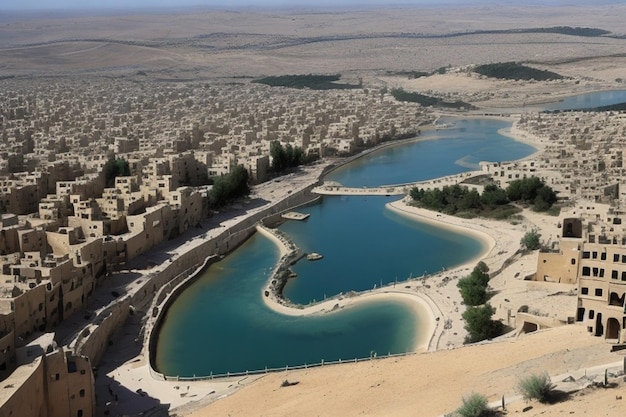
left=0, top=0, right=610, bottom=12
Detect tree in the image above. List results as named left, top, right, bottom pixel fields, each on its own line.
left=458, top=189, right=482, bottom=211
left=506, top=177, right=558, bottom=211
left=481, top=184, right=509, bottom=207
left=521, top=229, right=541, bottom=250
left=475, top=261, right=489, bottom=274
left=457, top=277, right=488, bottom=306
left=208, top=165, right=250, bottom=210
left=270, top=141, right=287, bottom=172
left=270, top=141, right=305, bottom=173
left=457, top=264, right=491, bottom=306
left=534, top=186, right=557, bottom=211
left=103, top=156, right=130, bottom=187
left=462, top=303, right=503, bottom=343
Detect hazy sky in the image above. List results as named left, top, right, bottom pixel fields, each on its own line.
left=0, top=0, right=604, bottom=12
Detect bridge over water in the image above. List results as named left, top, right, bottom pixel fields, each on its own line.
left=312, top=170, right=486, bottom=196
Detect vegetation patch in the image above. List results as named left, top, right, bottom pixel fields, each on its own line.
left=454, top=392, right=492, bottom=417
left=208, top=165, right=250, bottom=210
left=473, top=62, right=563, bottom=81
left=455, top=262, right=504, bottom=344
left=252, top=74, right=360, bottom=90
left=103, top=156, right=130, bottom=187
left=269, top=140, right=305, bottom=173
left=462, top=303, right=504, bottom=344
left=517, top=372, right=556, bottom=403
left=520, top=229, right=542, bottom=250
left=391, top=88, right=475, bottom=110
left=409, top=177, right=557, bottom=217
left=457, top=262, right=490, bottom=306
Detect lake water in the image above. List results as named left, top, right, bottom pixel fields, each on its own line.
left=543, top=90, right=626, bottom=111
left=155, top=234, right=421, bottom=376
left=154, top=91, right=623, bottom=377
left=154, top=118, right=534, bottom=376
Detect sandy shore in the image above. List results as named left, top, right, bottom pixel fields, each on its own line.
left=189, top=325, right=622, bottom=417
left=256, top=223, right=436, bottom=352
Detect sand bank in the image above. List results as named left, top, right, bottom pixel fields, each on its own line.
left=189, top=325, right=621, bottom=417
left=387, top=199, right=495, bottom=265
left=254, top=224, right=289, bottom=257
left=258, top=222, right=438, bottom=352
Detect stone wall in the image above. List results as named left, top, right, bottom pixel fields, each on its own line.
left=69, top=180, right=321, bottom=371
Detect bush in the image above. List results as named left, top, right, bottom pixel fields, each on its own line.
left=518, top=372, right=555, bottom=402
left=521, top=229, right=541, bottom=250
left=457, top=277, right=488, bottom=306
left=457, top=264, right=491, bottom=306
left=505, top=177, right=557, bottom=211
left=456, top=392, right=491, bottom=417
left=462, top=303, right=503, bottom=343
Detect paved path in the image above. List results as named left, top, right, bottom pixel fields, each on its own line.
left=312, top=170, right=486, bottom=196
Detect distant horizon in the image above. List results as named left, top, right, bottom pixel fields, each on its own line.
left=0, top=0, right=621, bottom=12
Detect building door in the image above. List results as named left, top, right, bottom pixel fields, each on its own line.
left=606, top=317, right=620, bottom=340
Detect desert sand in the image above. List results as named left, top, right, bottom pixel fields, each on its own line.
left=188, top=325, right=623, bottom=417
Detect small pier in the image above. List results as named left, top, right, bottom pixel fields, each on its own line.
left=282, top=211, right=310, bottom=221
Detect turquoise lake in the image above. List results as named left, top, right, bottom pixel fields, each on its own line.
left=154, top=91, right=625, bottom=377
left=154, top=118, right=535, bottom=377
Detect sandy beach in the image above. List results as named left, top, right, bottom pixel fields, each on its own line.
left=189, top=325, right=622, bottom=417
left=256, top=224, right=435, bottom=352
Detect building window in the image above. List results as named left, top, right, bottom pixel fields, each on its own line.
left=77, top=410, right=83, bottom=417
left=612, top=270, right=618, bottom=279
left=599, top=269, right=605, bottom=278
left=622, top=255, right=626, bottom=263
left=55, top=373, right=60, bottom=380
left=601, top=252, right=607, bottom=261
left=589, top=310, right=595, bottom=319
left=614, top=254, right=620, bottom=262
left=595, top=288, right=603, bottom=297
left=581, top=287, right=589, bottom=295
left=592, top=251, right=598, bottom=259
left=571, top=258, right=576, bottom=265
left=79, top=389, right=85, bottom=397
left=582, top=251, right=590, bottom=259
left=582, top=267, right=591, bottom=276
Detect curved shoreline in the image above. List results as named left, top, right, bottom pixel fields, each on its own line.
left=259, top=220, right=438, bottom=352
left=105, top=113, right=541, bottom=415
left=255, top=197, right=496, bottom=354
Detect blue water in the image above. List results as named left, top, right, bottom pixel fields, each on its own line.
left=155, top=234, right=420, bottom=376
left=155, top=90, right=626, bottom=376
left=154, top=117, right=536, bottom=376
left=327, top=118, right=535, bottom=187
left=543, top=90, right=626, bottom=111
left=280, top=196, right=484, bottom=304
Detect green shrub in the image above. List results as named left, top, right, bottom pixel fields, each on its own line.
left=520, top=229, right=541, bottom=250
left=517, top=372, right=555, bottom=402
left=462, top=303, right=503, bottom=343
left=457, top=264, right=491, bottom=306
left=456, top=392, right=490, bottom=417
